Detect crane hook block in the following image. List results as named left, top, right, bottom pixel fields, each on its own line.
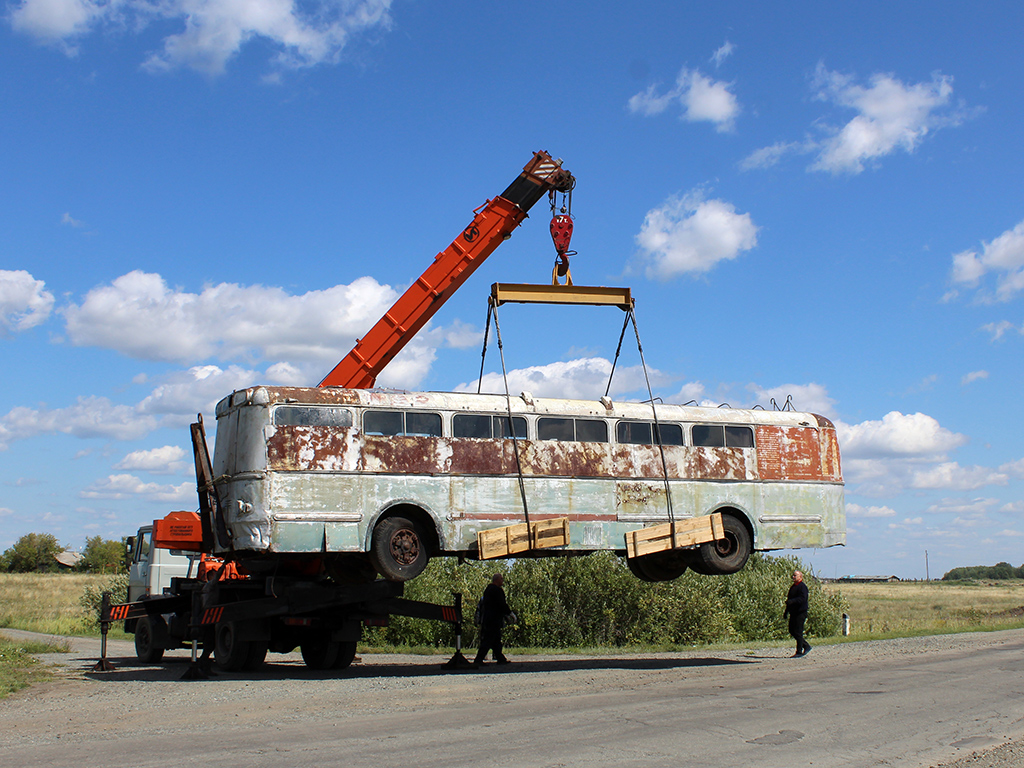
left=550, top=214, right=573, bottom=255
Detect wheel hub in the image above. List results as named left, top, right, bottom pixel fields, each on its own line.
left=390, top=528, right=420, bottom=566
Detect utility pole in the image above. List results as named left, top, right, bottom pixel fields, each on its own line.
left=925, top=550, right=930, bottom=582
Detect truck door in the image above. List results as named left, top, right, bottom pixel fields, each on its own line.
left=128, top=528, right=153, bottom=602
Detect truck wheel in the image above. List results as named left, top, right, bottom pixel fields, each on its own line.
left=301, top=638, right=340, bottom=670
left=333, top=641, right=358, bottom=670
left=134, top=616, right=165, bottom=664
left=369, top=515, right=430, bottom=582
left=243, top=640, right=268, bottom=671
left=694, top=514, right=752, bottom=575
left=215, top=622, right=253, bottom=672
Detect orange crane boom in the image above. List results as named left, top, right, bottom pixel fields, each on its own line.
left=318, top=151, right=575, bottom=389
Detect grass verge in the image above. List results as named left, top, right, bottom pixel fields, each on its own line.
left=0, top=633, right=70, bottom=700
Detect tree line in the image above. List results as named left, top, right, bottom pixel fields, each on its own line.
left=942, top=562, right=1024, bottom=581
left=1, top=532, right=127, bottom=574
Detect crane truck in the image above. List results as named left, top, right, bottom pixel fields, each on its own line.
left=109, top=151, right=578, bottom=673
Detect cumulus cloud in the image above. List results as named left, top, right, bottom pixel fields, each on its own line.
left=742, top=64, right=964, bottom=174
left=846, top=503, right=897, bottom=518
left=113, top=445, right=188, bottom=475
left=949, top=220, right=1024, bottom=302
left=909, top=462, right=1008, bottom=491
left=629, top=67, right=740, bottom=132
left=62, top=270, right=442, bottom=388
left=80, top=474, right=193, bottom=502
left=0, top=270, right=55, bottom=334
left=10, top=0, right=393, bottom=75
left=837, top=411, right=966, bottom=460
left=635, top=191, right=758, bottom=281
left=455, top=357, right=671, bottom=401
left=0, top=396, right=159, bottom=450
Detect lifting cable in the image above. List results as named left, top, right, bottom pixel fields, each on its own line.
left=605, top=307, right=677, bottom=549
left=478, top=299, right=533, bottom=548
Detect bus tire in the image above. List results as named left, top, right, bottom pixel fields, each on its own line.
left=627, top=552, right=688, bottom=582
left=134, top=616, right=165, bottom=664
left=695, top=514, right=752, bottom=575
left=369, top=515, right=430, bottom=582
left=215, top=622, right=253, bottom=672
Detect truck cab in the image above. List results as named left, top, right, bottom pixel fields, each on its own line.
left=127, top=525, right=199, bottom=602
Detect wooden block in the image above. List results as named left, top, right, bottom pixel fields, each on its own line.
left=625, top=513, right=724, bottom=559
left=477, top=517, right=571, bottom=559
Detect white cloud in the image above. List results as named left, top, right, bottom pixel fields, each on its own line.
left=61, top=212, right=84, bottom=227
left=743, top=65, right=963, bottom=174
left=982, top=321, right=1020, bottom=341
left=635, top=191, right=758, bottom=281
left=961, top=370, right=988, bottom=386
left=80, top=474, right=193, bottom=502
left=846, top=503, right=897, bottom=518
left=0, top=396, right=159, bottom=450
left=810, top=65, right=957, bottom=174
left=949, top=220, right=1024, bottom=302
left=455, top=357, right=670, bottom=401
left=62, top=270, right=442, bottom=388
left=837, top=411, right=966, bottom=460
left=10, top=0, right=393, bottom=75
left=629, top=67, right=740, bottom=132
left=0, top=269, right=55, bottom=334
left=113, top=445, right=187, bottom=475
left=910, top=462, right=1008, bottom=491
left=710, top=41, right=734, bottom=68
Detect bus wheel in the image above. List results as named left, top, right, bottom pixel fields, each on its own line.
left=695, top=514, right=752, bottom=575
left=370, top=515, right=430, bottom=582
left=627, top=552, right=688, bottom=582
left=134, top=616, right=165, bottom=664
left=333, top=641, right=358, bottom=670
left=215, top=622, right=254, bottom=672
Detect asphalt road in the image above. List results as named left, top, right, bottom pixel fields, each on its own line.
left=2, top=628, right=1023, bottom=768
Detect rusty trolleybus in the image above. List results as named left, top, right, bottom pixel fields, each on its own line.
left=210, top=386, right=844, bottom=583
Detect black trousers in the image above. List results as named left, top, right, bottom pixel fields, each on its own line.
left=474, top=622, right=506, bottom=663
left=788, top=611, right=809, bottom=653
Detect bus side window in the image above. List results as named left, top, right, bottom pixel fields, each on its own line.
left=617, top=421, right=652, bottom=445
left=576, top=419, right=608, bottom=443
left=406, top=412, right=442, bottom=437
left=725, top=426, right=754, bottom=448
left=538, top=417, right=574, bottom=441
left=493, top=415, right=527, bottom=439
left=453, top=414, right=491, bottom=438
left=274, top=406, right=353, bottom=427
left=655, top=423, right=684, bottom=446
left=692, top=424, right=725, bottom=447
left=364, top=410, right=403, bottom=436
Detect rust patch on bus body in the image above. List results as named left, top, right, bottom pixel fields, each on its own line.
left=267, top=426, right=359, bottom=472
left=756, top=425, right=822, bottom=481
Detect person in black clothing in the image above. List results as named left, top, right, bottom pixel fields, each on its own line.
left=784, top=570, right=811, bottom=657
left=474, top=573, right=514, bottom=666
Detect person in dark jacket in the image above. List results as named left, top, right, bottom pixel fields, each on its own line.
left=474, top=573, right=514, bottom=666
left=784, top=570, right=811, bottom=657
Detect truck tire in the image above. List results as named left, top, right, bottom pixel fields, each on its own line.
left=369, top=515, right=430, bottom=582
left=333, top=641, right=358, bottom=670
left=215, top=622, right=254, bottom=672
left=693, top=514, right=752, bottom=575
left=243, top=640, right=268, bottom=672
left=134, top=616, right=165, bottom=664
left=301, top=637, right=340, bottom=670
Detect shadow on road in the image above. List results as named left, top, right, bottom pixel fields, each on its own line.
left=81, top=652, right=756, bottom=683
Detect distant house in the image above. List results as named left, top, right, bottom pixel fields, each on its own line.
left=836, top=575, right=901, bottom=583
left=54, top=550, right=83, bottom=570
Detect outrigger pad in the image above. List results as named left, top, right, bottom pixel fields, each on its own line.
left=442, top=650, right=477, bottom=671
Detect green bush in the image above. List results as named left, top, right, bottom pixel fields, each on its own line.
left=362, top=551, right=846, bottom=650
left=79, top=574, right=129, bottom=627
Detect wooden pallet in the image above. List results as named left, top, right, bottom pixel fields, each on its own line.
left=625, top=512, right=724, bottom=560
left=477, top=517, right=571, bottom=560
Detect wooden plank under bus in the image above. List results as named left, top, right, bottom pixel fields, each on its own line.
left=625, top=512, right=725, bottom=559
left=477, top=517, right=571, bottom=559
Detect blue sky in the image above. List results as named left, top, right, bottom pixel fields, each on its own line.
left=2, top=1, right=1023, bottom=579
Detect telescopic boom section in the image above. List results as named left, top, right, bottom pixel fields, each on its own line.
left=318, top=151, right=575, bottom=389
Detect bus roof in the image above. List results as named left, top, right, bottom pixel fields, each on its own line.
left=217, top=386, right=835, bottom=429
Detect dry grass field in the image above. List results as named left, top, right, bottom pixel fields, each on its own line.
left=0, top=573, right=115, bottom=636
left=833, top=579, right=1024, bottom=638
